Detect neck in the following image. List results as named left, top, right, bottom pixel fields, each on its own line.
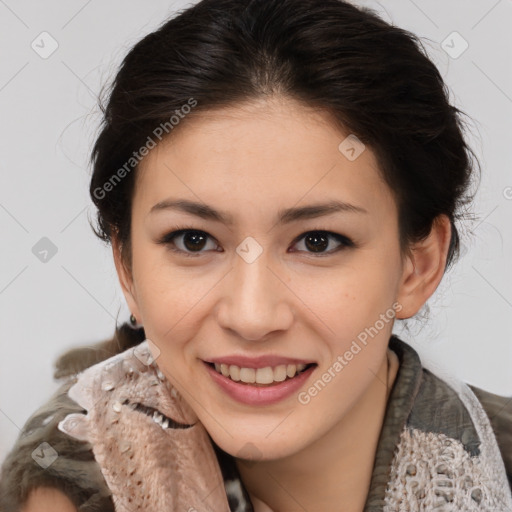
left=236, top=347, right=400, bottom=512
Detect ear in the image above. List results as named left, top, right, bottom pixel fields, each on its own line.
left=112, top=234, right=141, bottom=323
left=395, top=214, right=452, bottom=320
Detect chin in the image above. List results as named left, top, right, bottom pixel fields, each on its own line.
left=210, top=428, right=306, bottom=463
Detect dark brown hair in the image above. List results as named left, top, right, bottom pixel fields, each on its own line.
left=89, top=0, right=480, bottom=331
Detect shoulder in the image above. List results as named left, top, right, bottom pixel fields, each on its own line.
left=0, top=324, right=145, bottom=512
left=411, top=367, right=512, bottom=492
left=0, top=376, right=115, bottom=511
left=383, top=359, right=512, bottom=507
left=468, top=384, right=512, bottom=489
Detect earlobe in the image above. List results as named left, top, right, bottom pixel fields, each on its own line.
left=111, top=235, right=141, bottom=322
left=395, top=215, right=452, bottom=320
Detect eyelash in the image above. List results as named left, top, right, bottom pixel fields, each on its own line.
left=156, top=225, right=355, bottom=258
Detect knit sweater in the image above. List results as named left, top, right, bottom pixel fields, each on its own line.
left=1, top=325, right=511, bottom=511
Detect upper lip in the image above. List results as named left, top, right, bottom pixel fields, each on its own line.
left=203, top=355, right=316, bottom=368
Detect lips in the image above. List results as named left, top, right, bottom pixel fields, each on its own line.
left=204, top=360, right=317, bottom=405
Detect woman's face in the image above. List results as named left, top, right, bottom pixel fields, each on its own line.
left=114, top=96, right=421, bottom=461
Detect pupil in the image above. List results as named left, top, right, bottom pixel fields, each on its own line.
left=305, top=233, right=328, bottom=252
left=184, top=231, right=206, bottom=251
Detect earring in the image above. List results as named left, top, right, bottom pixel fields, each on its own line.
left=130, top=313, right=137, bottom=326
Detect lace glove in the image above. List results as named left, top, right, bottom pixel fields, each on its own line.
left=58, top=340, right=230, bottom=512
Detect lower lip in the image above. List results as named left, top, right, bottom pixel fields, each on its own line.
left=203, top=361, right=317, bottom=406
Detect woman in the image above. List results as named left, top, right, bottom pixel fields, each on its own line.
left=1, top=0, right=511, bottom=510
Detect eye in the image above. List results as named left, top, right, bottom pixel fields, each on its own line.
left=157, top=227, right=355, bottom=257
left=290, top=230, right=354, bottom=256
left=157, top=228, right=220, bottom=257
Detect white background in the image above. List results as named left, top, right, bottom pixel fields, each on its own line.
left=1, top=0, right=511, bottom=466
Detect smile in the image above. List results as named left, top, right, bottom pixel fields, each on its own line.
left=203, top=361, right=318, bottom=406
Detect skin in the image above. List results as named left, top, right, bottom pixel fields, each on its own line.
left=113, top=95, right=451, bottom=512
left=22, top=487, right=78, bottom=512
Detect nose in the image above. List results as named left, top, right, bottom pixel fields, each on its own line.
left=215, top=252, right=294, bottom=342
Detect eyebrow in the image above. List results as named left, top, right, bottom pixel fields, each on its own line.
left=149, top=198, right=368, bottom=225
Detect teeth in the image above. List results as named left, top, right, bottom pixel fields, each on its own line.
left=240, top=367, right=256, bottom=383
left=229, top=365, right=240, bottom=381
left=256, top=367, right=274, bottom=384
left=273, top=365, right=288, bottom=382
left=212, top=361, right=310, bottom=384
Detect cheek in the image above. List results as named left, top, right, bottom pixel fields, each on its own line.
left=304, top=268, right=399, bottom=375
left=302, top=262, right=397, bottom=328
left=133, top=269, right=212, bottom=370
left=132, top=248, right=203, bottom=322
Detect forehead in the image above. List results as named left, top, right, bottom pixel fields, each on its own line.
left=134, top=97, right=396, bottom=222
